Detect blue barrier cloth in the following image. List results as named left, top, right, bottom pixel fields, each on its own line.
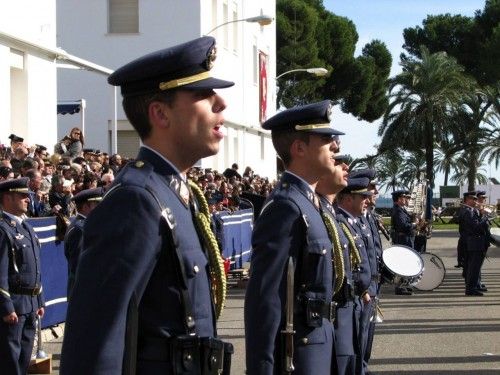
left=213, top=208, right=253, bottom=269
left=28, top=217, right=68, bottom=329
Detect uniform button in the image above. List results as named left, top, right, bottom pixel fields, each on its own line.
left=321, top=249, right=327, bottom=255
left=23, top=245, right=26, bottom=248
left=193, top=265, right=199, bottom=273
left=301, top=338, right=308, bottom=344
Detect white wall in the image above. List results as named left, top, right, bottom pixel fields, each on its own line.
left=0, top=0, right=58, bottom=148
left=57, top=0, right=277, bottom=178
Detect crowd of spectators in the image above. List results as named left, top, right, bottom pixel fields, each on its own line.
left=1, top=129, right=276, bottom=219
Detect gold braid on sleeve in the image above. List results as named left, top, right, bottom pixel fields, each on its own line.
left=321, top=212, right=345, bottom=295
left=340, top=222, right=362, bottom=270
left=188, top=180, right=227, bottom=320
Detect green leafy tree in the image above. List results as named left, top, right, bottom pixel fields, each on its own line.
left=276, top=0, right=392, bottom=122
left=402, top=0, right=500, bottom=86
left=378, top=47, right=472, bottom=188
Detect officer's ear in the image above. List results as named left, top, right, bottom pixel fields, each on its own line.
left=290, top=138, right=307, bottom=158
left=148, top=101, right=170, bottom=129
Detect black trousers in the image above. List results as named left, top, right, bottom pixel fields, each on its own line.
left=465, top=251, right=486, bottom=293
left=0, top=311, right=37, bottom=375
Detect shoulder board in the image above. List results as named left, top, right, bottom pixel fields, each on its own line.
left=115, top=160, right=154, bottom=189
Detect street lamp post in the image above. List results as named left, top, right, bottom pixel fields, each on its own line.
left=205, top=14, right=274, bottom=35
left=276, top=67, right=329, bottom=80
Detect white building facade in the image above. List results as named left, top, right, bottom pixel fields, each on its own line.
left=0, top=1, right=58, bottom=149
left=57, top=0, right=277, bottom=178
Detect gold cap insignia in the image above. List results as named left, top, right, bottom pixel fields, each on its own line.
left=326, top=102, right=333, bottom=121
left=135, top=161, right=144, bottom=168
left=205, top=45, right=217, bottom=70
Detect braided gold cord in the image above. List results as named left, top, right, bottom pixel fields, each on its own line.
left=321, top=213, right=345, bottom=295
left=188, top=180, right=227, bottom=319
left=340, top=222, right=361, bottom=270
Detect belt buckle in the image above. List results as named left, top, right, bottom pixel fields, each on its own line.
left=32, top=287, right=40, bottom=296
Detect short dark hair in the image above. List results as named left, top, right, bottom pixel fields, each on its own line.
left=271, top=130, right=310, bottom=167
left=122, top=90, right=178, bottom=140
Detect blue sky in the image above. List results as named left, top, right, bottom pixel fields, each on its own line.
left=320, top=1, right=492, bottom=186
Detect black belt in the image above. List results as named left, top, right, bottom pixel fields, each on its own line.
left=10, top=285, right=42, bottom=296
left=334, top=282, right=355, bottom=304
left=138, top=337, right=175, bottom=362
left=320, top=301, right=337, bottom=322
left=301, top=298, right=338, bottom=325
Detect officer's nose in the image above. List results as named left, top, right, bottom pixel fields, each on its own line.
left=213, top=93, right=227, bottom=113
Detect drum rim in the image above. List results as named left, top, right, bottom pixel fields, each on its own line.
left=413, top=252, right=446, bottom=291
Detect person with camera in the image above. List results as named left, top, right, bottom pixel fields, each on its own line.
left=54, top=127, right=84, bottom=159
left=60, top=36, right=234, bottom=375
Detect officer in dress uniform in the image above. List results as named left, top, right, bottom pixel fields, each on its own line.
left=245, top=100, right=343, bottom=375
left=349, top=169, right=382, bottom=375
left=63, top=187, right=104, bottom=300
left=335, top=177, right=373, bottom=375
left=391, top=190, right=415, bottom=296
left=317, top=155, right=360, bottom=375
left=0, top=177, right=45, bottom=375
left=460, top=191, right=490, bottom=296
left=60, top=36, right=234, bottom=375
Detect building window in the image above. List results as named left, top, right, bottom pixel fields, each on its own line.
left=108, top=0, right=139, bottom=34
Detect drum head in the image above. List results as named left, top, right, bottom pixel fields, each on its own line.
left=413, top=252, right=446, bottom=291
left=382, top=245, right=423, bottom=277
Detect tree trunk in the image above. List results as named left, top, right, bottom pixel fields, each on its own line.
left=425, top=120, right=434, bottom=188
left=467, top=149, right=478, bottom=192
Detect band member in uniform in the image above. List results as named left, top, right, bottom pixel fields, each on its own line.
left=460, top=191, right=490, bottom=296
left=335, top=178, right=373, bottom=374
left=349, top=169, right=382, bottom=374
left=63, top=187, right=104, bottom=299
left=391, top=190, right=416, bottom=295
left=245, top=100, right=343, bottom=375
left=456, top=192, right=474, bottom=271
left=317, top=157, right=361, bottom=375
left=475, top=190, right=491, bottom=291
left=60, top=36, right=234, bottom=374
left=0, top=177, right=45, bottom=375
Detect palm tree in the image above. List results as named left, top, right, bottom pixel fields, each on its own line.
left=434, top=133, right=462, bottom=186
left=375, top=150, right=405, bottom=193
left=399, top=149, right=426, bottom=188
left=378, top=47, right=472, bottom=188
left=450, top=91, right=496, bottom=190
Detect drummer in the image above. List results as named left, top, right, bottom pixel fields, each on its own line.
left=391, top=190, right=416, bottom=295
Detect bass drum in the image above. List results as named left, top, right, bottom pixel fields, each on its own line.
left=412, top=252, right=446, bottom=291
left=381, top=245, right=424, bottom=284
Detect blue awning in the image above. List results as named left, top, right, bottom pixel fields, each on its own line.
left=57, top=102, right=81, bottom=115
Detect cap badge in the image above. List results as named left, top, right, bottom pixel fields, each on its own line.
left=326, top=102, right=333, bottom=121
left=205, top=46, right=217, bottom=70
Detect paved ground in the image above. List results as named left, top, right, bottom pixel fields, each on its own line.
left=36, top=230, right=500, bottom=374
